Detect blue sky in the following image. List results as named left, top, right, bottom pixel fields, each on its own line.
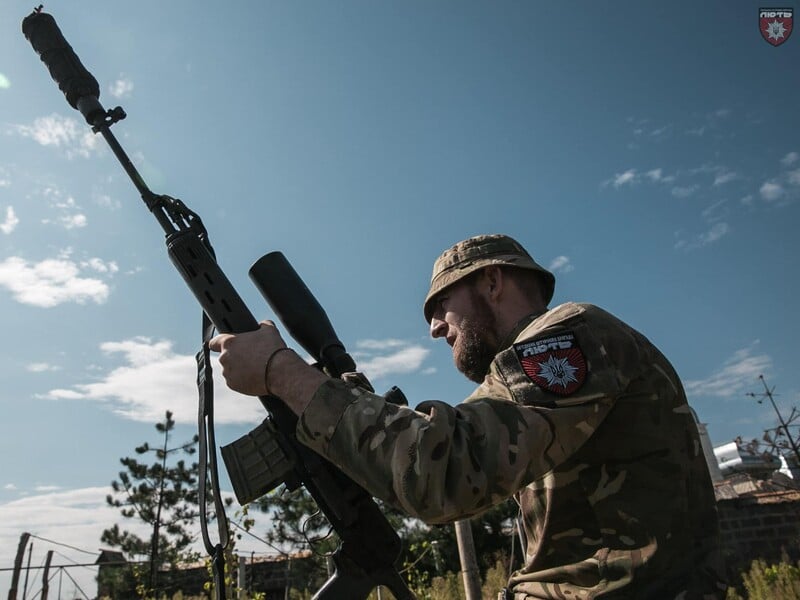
left=0, top=1, right=798, bottom=596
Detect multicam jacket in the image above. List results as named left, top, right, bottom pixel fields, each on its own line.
left=296, top=302, right=726, bottom=598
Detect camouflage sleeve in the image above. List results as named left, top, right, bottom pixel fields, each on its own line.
left=296, top=311, right=621, bottom=524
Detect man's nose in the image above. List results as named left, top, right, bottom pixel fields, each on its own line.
left=430, top=316, right=447, bottom=339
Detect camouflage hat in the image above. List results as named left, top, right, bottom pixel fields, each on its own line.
left=423, top=234, right=555, bottom=322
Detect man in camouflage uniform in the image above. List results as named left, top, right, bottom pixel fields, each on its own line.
left=210, top=234, right=726, bottom=599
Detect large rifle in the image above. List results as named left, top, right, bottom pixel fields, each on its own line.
left=22, top=7, right=414, bottom=600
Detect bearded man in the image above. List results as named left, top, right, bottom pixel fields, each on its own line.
left=210, top=234, right=726, bottom=599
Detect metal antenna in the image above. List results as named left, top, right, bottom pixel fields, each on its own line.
left=746, top=374, right=800, bottom=470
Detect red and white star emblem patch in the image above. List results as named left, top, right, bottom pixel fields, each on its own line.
left=760, top=8, right=793, bottom=46
left=514, top=332, right=587, bottom=396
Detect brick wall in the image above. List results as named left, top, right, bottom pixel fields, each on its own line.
left=715, top=482, right=800, bottom=574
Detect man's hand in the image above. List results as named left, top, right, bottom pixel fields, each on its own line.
left=209, top=320, right=286, bottom=396
left=208, top=320, right=328, bottom=416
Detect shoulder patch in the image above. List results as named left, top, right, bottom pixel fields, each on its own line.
left=514, top=332, right=587, bottom=396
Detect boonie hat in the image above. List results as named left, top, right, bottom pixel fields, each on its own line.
left=423, top=234, right=555, bottom=322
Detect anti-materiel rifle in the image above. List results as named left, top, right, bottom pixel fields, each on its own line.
left=22, top=7, right=414, bottom=600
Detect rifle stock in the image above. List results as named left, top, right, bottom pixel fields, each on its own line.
left=22, top=8, right=414, bottom=600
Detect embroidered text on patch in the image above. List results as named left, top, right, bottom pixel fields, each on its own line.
left=514, top=332, right=587, bottom=395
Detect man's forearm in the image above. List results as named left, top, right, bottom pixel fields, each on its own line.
left=266, top=349, right=329, bottom=416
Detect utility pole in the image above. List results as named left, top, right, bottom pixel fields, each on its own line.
left=747, top=374, right=800, bottom=468
left=7, top=532, right=30, bottom=600
left=454, top=519, right=481, bottom=600
left=41, top=551, right=53, bottom=600
left=21, top=541, right=32, bottom=600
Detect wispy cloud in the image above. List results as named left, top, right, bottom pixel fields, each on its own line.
left=700, top=198, right=728, bottom=221
left=612, top=169, right=636, bottom=188
left=674, top=222, right=730, bottom=251
left=352, top=339, right=430, bottom=381
left=109, top=76, right=134, bottom=99
left=34, top=485, right=62, bottom=492
left=713, top=171, right=737, bottom=186
left=647, top=168, right=676, bottom=183
left=684, top=344, right=771, bottom=399
left=40, top=337, right=264, bottom=425
left=760, top=181, right=784, bottom=202
left=11, top=114, right=99, bottom=159
left=0, top=253, right=113, bottom=308
left=0, top=73, right=10, bottom=89
left=548, top=255, right=574, bottom=273
left=604, top=167, right=675, bottom=188
left=57, top=213, right=88, bottom=229
left=698, top=222, right=729, bottom=245
left=0, top=206, right=19, bottom=234
left=671, top=185, right=699, bottom=198
left=82, top=257, right=119, bottom=274
left=41, top=191, right=89, bottom=230
left=753, top=154, right=800, bottom=205
left=27, top=362, right=62, bottom=373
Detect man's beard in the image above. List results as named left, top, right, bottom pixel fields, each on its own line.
left=453, top=293, right=499, bottom=383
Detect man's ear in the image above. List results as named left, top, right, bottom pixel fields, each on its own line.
left=483, top=265, right=504, bottom=301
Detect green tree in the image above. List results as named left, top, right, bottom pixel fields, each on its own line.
left=101, top=410, right=202, bottom=598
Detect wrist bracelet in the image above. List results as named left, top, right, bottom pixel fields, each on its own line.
left=263, top=347, right=294, bottom=396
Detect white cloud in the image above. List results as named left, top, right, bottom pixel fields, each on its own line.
left=698, top=222, right=729, bottom=245
left=671, top=185, right=698, bottom=198
left=40, top=192, right=89, bottom=229
left=760, top=181, right=784, bottom=202
left=612, top=169, right=636, bottom=187
left=548, top=255, right=574, bottom=273
left=356, top=339, right=407, bottom=350
left=0, top=254, right=112, bottom=307
left=109, top=76, right=134, bottom=99
left=674, top=222, right=730, bottom=251
left=645, top=168, right=663, bottom=182
left=357, top=346, right=430, bottom=381
left=27, top=362, right=61, bottom=373
left=781, top=151, right=799, bottom=166
left=713, top=171, right=736, bottom=186
left=788, top=169, right=800, bottom=186
left=94, top=193, right=122, bottom=210
left=352, top=339, right=431, bottom=381
left=13, top=114, right=99, bottom=159
left=82, top=258, right=119, bottom=274
left=701, top=199, right=727, bottom=220
left=3, top=484, right=16, bottom=490
left=40, top=337, right=264, bottom=425
left=0, top=206, right=19, bottom=234
left=34, top=485, right=62, bottom=492
left=60, top=213, right=88, bottom=229
left=649, top=125, right=671, bottom=137
left=684, top=345, right=771, bottom=399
